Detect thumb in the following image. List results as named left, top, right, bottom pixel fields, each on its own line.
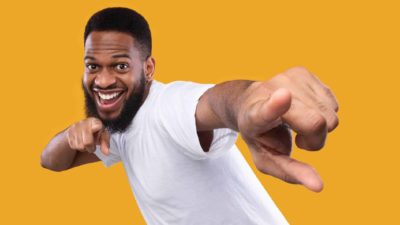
left=251, top=88, right=292, bottom=133
left=99, top=129, right=110, bottom=156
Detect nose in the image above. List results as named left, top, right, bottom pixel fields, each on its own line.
left=94, top=69, right=116, bottom=89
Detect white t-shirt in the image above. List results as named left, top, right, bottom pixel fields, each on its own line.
left=95, top=80, right=288, bottom=225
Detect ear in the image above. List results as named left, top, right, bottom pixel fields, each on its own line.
left=144, top=56, right=155, bottom=82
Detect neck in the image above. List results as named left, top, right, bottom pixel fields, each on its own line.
left=141, top=80, right=153, bottom=103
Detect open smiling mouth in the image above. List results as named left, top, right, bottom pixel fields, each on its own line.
left=93, top=88, right=126, bottom=113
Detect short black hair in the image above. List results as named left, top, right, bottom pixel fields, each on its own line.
left=84, top=7, right=152, bottom=59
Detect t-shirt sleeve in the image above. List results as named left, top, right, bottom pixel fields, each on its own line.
left=156, top=81, right=238, bottom=160
left=94, top=136, right=121, bottom=167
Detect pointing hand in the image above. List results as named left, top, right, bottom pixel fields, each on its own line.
left=66, top=117, right=110, bottom=155
left=238, top=67, right=339, bottom=192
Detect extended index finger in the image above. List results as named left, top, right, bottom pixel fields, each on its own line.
left=256, top=149, right=324, bottom=192
left=274, top=153, right=324, bottom=192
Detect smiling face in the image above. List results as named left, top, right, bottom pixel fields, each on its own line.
left=83, top=31, right=155, bottom=132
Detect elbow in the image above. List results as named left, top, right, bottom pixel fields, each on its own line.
left=40, top=151, right=50, bottom=169
left=40, top=152, right=67, bottom=172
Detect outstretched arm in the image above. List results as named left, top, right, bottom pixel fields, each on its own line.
left=196, top=67, right=339, bottom=192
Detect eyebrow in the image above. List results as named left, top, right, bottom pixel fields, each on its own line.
left=84, top=56, right=96, bottom=60
left=112, top=54, right=131, bottom=59
left=84, top=54, right=131, bottom=61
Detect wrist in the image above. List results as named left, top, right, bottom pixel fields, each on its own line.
left=236, top=81, right=261, bottom=130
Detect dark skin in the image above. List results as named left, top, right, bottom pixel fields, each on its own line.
left=83, top=31, right=153, bottom=121
left=41, top=31, right=339, bottom=192
left=197, top=69, right=339, bottom=191
left=41, top=31, right=212, bottom=170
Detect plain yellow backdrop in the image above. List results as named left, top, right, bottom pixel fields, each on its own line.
left=0, top=0, right=399, bottom=224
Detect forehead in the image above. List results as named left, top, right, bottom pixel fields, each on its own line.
left=84, top=31, right=138, bottom=56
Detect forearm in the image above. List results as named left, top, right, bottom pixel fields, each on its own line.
left=40, top=129, right=77, bottom=171
left=196, top=80, right=256, bottom=131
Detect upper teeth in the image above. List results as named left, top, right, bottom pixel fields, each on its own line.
left=98, top=92, right=120, bottom=100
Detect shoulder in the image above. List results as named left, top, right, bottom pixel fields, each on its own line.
left=164, top=80, right=213, bottom=91
left=157, top=80, right=215, bottom=99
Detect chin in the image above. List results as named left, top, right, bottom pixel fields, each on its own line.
left=82, top=75, right=146, bottom=133
left=98, top=109, right=122, bottom=121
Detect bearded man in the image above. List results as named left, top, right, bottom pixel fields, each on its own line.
left=41, top=7, right=339, bottom=225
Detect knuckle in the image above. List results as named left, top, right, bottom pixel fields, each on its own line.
left=89, top=117, right=102, bottom=127
left=316, top=101, right=329, bottom=113
left=332, top=100, right=339, bottom=112
left=68, top=140, right=75, bottom=149
left=328, top=114, right=339, bottom=132
left=334, top=104, right=339, bottom=113
left=77, top=143, right=85, bottom=151
left=87, top=117, right=96, bottom=124
left=79, top=120, right=90, bottom=128
left=305, top=111, right=327, bottom=134
left=67, top=124, right=76, bottom=134
left=82, top=132, right=93, bottom=144
left=323, top=85, right=333, bottom=96
left=316, top=101, right=338, bottom=130
left=275, top=72, right=291, bottom=83
left=66, top=129, right=72, bottom=141
left=287, top=66, right=310, bottom=77
left=323, top=87, right=339, bottom=112
left=66, top=132, right=75, bottom=148
left=83, top=138, right=92, bottom=147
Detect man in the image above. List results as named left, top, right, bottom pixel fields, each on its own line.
left=41, top=7, right=339, bottom=225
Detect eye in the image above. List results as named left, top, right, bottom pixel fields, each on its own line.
left=115, top=63, right=129, bottom=72
left=86, top=64, right=99, bottom=72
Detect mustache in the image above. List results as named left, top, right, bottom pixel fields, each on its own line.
left=82, top=74, right=146, bottom=133
left=90, top=83, right=121, bottom=90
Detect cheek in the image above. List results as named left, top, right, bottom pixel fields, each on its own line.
left=83, top=74, right=93, bottom=87
left=83, top=75, right=95, bottom=97
left=121, top=74, right=141, bottom=96
left=83, top=74, right=96, bottom=88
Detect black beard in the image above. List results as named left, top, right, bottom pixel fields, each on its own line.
left=82, top=75, right=146, bottom=133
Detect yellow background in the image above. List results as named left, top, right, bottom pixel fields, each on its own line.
left=0, top=0, right=398, bottom=224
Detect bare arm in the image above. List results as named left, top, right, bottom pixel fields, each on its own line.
left=195, top=67, right=339, bottom=192
left=196, top=80, right=254, bottom=131
left=41, top=118, right=110, bottom=171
